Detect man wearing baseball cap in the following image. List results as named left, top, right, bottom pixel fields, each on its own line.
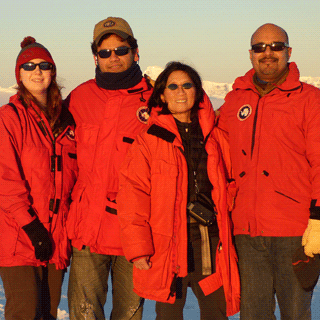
left=66, top=17, right=152, bottom=319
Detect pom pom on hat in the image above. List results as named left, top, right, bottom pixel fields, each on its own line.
left=15, top=36, right=55, bottom=84
left=20, top=36, right=37, bottom=48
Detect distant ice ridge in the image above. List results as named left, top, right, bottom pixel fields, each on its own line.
left=1, top=71, right=320, bottom=103
left=0, top=86, right=15, bottom=94
left=143, top=66, right=231, bottom=99
left=143, top=66, right=320, bottom=99
left=300, top=76, right=320, bottom=89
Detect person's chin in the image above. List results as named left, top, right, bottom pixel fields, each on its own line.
left=108, top=65, right=124, bottom=73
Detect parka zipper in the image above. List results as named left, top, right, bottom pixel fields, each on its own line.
left=29, top=105, right=61, bottom=222
left=251, top=98, right=260, bottom=158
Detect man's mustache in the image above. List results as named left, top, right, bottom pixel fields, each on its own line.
left=259, top=57, right=278, bottom=63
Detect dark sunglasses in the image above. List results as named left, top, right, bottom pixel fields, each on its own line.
left=20, top=62, right=53, bottom=71
left=167, top=82, right=194, bottom=90
left=97, top=46, right=132, bottom=59
left=251, top=42, right=289, bottom=53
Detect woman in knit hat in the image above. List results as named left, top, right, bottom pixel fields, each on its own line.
left=0, top=37, right=77, bottom=319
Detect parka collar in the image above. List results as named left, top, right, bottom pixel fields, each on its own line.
left=95, top=75, right=152, bottom=95
left=233, top=62, right=302, bottom=93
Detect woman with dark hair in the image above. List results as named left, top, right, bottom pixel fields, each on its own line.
left=0, top=37, right=77, bottom=319
left=117, top=61, right=240, bottom=319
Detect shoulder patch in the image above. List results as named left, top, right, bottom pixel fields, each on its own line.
left=137, top=106, right=149, bottom=124
left=147, top=124, right=176, bottom=143
left=237, top=104, right=252, bottom=121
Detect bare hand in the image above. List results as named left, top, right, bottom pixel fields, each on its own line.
left=133, top=256, right=152, bottom=270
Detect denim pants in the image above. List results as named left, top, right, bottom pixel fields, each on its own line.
left=68, top=246, right=143, bottom=320
left=235, top=235, right=313, bottom=320
left=0, top=264, right=64, bottom=320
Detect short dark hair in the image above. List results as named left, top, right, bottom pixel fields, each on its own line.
left=91, top=33, right=138, bottom=55
left=148, top=61, right=204, bottom=116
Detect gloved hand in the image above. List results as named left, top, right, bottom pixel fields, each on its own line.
left=22, top=218, right=52, bottom=262
left=302, top=219, right=320, bottom=257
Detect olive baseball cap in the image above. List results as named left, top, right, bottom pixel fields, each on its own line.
left=93, top=17, right=134, bottom=46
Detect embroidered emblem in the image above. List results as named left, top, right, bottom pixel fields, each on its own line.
left=137, top=106, right=149, bottom=124
left=237, top=105, right=252, bottom=121
left=65, top=128, right=75, bottom=140
left=104, top=21, right=116, bottom=28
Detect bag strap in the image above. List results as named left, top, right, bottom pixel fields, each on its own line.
left=7, top=102, right=21, bottom=122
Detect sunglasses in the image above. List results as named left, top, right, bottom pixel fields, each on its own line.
left=167, top=82, right=194, bottom=90
left=20, top=62, right=53, bottom=71
left=251, top=42, right=289, bottom=53
left=97, top=46, right=132, bottom=59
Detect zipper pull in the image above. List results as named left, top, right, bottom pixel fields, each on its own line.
left=193, top=171, right=199, bottom=194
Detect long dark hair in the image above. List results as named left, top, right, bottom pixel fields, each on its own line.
left=17, top=67, right=63, bottom=128
left=148, top=61, right=204, bottom=116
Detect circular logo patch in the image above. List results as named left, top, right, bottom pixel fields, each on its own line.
left=104, top=21, right=115, bottom=28
left=65, top=128, right=75, bottom=140
left=137, top=106, right=149, bottom=124
left=237, top=105, right=252, bottom=121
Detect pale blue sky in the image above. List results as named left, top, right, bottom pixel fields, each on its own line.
left=1, top=0, right=319, bottom=94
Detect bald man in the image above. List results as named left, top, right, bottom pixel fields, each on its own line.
left=218, top=23, right=320, bottom=319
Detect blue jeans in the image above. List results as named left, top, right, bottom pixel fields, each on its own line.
left=235, top=235, right=312, bottom=320
left=68, top=246, right=144, bottom=320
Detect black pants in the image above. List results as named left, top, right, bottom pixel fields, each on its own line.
left=0, top=264, right=65, bottom=320
left=156, top=230, right=227, bottom=320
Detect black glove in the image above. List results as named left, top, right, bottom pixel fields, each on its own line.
left=22, top=218, right=52, bottom=262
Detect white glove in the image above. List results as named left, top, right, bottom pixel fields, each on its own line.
left=302, top=219, right=320, bottom=257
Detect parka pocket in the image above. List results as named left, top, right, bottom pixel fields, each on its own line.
left=76, top=124, right=100, bottom=172
left=133, top=233, right=172, bottom=290
left=274, top=190, right=300, bottom=203
left=61, top=145, right=78, bottom=195
left=110, top=133, right=137, bottom=180
left=24, top=145, right=49, bottom=195
left=150, top=161, right=179, bottom=234
left=0, top=214, right=20, bottom=258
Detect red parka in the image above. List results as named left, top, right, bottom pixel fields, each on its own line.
left=218, top=62, right=320, bottom=237
left=117, top=94, right=240, bottom=316
left=66, top=77, right=152, bottom=255
left=0, top=94, right=77, bottom=269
